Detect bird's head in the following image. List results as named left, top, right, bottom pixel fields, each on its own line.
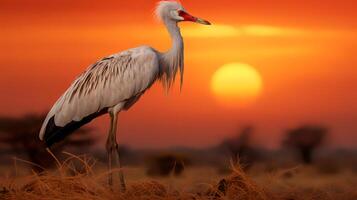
left=156, top=0, right=211, bottom=25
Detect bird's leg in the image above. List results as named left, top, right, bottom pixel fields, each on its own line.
left=106, top=111, right=126, bottom=192
left=116, top=145, right=126, bottom=192
left=111, top=112, right=126, bottom=192
left=105, top=114, right=115, bottom=186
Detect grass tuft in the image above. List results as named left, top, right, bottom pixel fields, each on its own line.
left=1, top=154, right=356, bottom=200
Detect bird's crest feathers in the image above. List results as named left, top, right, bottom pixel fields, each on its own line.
left=155, top=0, right=183, bottom=22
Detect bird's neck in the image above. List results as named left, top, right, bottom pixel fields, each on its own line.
left=160, top=20, right=184, bottom=90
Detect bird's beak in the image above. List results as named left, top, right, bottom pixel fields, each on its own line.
left=195, top=17, right=211, bottom=25
left=179, top=10, right=211, bottom=25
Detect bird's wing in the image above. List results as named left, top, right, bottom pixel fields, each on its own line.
left=39, top=46, right=160, bottom=140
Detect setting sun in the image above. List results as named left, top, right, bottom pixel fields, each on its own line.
left=211, top=63, right=263, bottom=106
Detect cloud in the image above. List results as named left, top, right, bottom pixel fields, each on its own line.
left=182, top=24, right=305, bottom=38
left=241, top=25, right=304, bottom=36
left=182, top=24, right=239, bottom=37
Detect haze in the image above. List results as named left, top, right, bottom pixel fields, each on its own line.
left=0, top=0, right=356, bottom=149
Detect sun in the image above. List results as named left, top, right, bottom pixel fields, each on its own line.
left=211, top=63, right=263, bottom=106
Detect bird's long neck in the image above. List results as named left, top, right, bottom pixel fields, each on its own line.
left=159, top=20, right=184, bottom=90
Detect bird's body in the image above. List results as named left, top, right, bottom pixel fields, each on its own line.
left=39, top=46, right=161, bottom=146
left=39, top=0, right=210, bottom=191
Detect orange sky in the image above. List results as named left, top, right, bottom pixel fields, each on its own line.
left=0, top=0, right=356, bottom=149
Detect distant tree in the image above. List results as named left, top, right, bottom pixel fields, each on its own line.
left=220, top=126, right=258, bottom=170
left=0, top=114, right=97, bottom=171
left=146, top=153, right=191, bottom=176
left=283, top=125, right=327, bottom=164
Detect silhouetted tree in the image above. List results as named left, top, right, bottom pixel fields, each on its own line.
left=220, top=126, right=258, bottom=170
left=283, top=125, right=327, bottom=164
left=0, top=114, right=97, bottom=171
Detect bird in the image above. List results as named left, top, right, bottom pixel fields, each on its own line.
left=38, top=0, right=210, bottom=191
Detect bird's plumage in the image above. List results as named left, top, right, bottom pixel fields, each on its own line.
left=156, top=1, right=185, bottom=90
left=39, top=46, right=160, bottom=144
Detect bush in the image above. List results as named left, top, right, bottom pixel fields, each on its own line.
left=146, top=153, right=191, bottom=176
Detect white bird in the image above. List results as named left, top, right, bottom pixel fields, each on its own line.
left=39, top=0, right=210, bottom=191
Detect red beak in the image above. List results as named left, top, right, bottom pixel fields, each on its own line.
left=178, top=10, right=211, bottom=25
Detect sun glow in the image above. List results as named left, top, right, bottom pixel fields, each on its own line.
left=182, top=24, right=239, bottom=37
left=211, top=63, right=263, bottom=106
left=182, top=24, right=305, bottom=38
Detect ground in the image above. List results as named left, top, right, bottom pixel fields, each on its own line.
left=0, top=158, right=356, bottom=200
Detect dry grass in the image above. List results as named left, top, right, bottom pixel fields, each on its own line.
left=0, top=154, right=356, bottom=200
